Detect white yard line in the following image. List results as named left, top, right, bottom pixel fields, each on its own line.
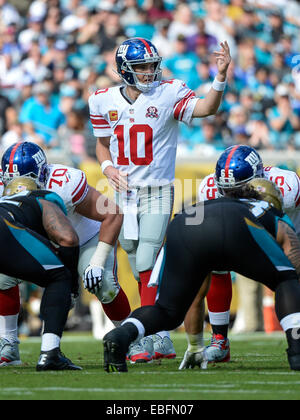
left=18, top=332, right=286, bottom=344
left=0, top=387, right=296, bottom=395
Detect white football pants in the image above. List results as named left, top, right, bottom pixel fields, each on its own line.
left=116, top=183, right=174, bottom=281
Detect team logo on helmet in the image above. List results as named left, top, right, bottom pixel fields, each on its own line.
left=32, top=150, right=46, bottom=168
left=145, top=106, right=159, bottom=119
left=117, top=44, right=129, bottom=59
left=245, top=151, right=261, bottom=176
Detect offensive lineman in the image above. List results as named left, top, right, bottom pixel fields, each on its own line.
left=181, top=144, right=300, bottom=367
left=88, top=37, right=231, bottom=362
left=0, top=141, right=131, bottom=366
left=103, top=179, right=300, bottom=373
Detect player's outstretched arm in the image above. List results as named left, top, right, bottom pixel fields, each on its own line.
left=192, top=41, right=231, bottom=118
left=277, top=220, right=300, bottom=278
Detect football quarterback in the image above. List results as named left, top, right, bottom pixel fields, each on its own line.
left=89, top=36, right=231, bottom=363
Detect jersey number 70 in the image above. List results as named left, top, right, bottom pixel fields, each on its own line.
left=115, top=124, right=153, bottom=166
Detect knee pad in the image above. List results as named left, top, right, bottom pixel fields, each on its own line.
left=119, top=236, right=137, bottom=255
left=118, top=228, right=140, bottom=281
left=136, top=238, right=163, bottom=273
left=94, top=269, right=120, bottom=304
left=0, top=274, right=21, bottom=290
left=136, top=213, right=170, bottom=272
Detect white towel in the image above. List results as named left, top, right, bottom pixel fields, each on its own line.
left=148, top=247, right=165, bottom=288
left=122, top=189, right=139, bottom=240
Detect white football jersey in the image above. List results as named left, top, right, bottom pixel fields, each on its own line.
left=89, top=79, right=198, bottom=187
left=45, top=164, right=100, bottom=246
left=198, top=167, right=300, bottom=237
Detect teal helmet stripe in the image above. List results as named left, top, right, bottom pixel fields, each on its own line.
left=6, top=222, right=63, bottom=268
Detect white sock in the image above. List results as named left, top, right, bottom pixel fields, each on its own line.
left=208, top=310, right=230, bottom=326
left=41, top=333, right=61, bottom=352
left=0, top=314, right=19, bottom=343
left=280, top=313, right=300, bottom=331
left=122, top=318, right=145, bottom=341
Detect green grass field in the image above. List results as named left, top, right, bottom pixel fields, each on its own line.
left=1, top=332, right=300, bottom=401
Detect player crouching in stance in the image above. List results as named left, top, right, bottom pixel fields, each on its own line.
left=0, top=177, right=82, bottom=370
left=102, top=178, right=300, bottom=372
left=0, top=142, right=130, bottom=367
left=181, top=145, right=300, bottom=367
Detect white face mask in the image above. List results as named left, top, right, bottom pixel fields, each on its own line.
left=133, top=76, right=162, bottom=93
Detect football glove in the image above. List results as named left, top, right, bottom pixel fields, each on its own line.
left=178, top=349, right=205, bottom=370
left=83, top=265, right=103, bottom=294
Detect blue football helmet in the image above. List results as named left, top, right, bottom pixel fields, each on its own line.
left=215, top=145, right=263, bottom=194
left=1, top=141, right=48, bottom=186
left=115, top=38, right=162, bottom=92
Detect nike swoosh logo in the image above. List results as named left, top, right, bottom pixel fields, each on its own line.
left=286, top=183, right=292, bottom=191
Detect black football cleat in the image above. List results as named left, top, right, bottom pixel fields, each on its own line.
left=36, top=348, right=82, bottom=371
left=103, top=329, right=129, bottom=373
left=287, top=349, right=300, bottom=371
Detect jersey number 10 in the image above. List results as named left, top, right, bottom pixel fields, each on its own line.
left=115, top=124, right=153, bottom=166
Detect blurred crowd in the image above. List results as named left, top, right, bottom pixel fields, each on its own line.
left=1, top=0, right=300, bottom=163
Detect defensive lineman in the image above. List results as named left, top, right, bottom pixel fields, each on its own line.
left=0, top=176, right=82, bottom=370
left=0, top=142, right=131, bottom=366
left=103, top=181, right=300, bottom=372
left=181, top=145, right=300, bottom=367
